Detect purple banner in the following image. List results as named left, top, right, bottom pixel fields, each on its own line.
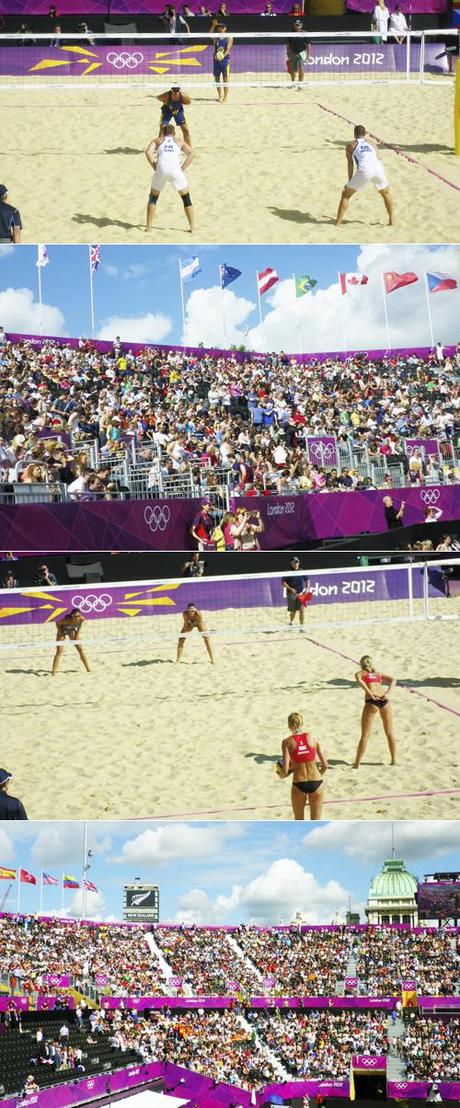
left=36, top=996, right=76, bottom=1010
left=42, top=974, right=72, bottom=987
left=4, top=332, right=456, bottom=363
left=405, top=438, right=441, bottom=461
left=352, top=1056, right=387, bottom=1070
left=100, top=996, right=236, bottom=1009
left=0, top=566, right=447, bottom=628
left=388, top=1082, right=460, bottom=1101
left=0, top=42, right=449, bottom=75
left=419, top=996, right=460, bottom=1009
left=0, top=996, right=30, bottom=1011
left=306, top=436, right=338, bottom=468
left=99, top=995, right=397, bottom=1010
left=94, top=973, right=109, bottom=987
left=345, top=977, right=358, bottom=988
left=0, top=486, right=459, bottom=550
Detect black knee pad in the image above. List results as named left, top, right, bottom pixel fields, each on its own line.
left=148, top=192, right=159, bottom=205
left=182, top=192, right=192, bottom=208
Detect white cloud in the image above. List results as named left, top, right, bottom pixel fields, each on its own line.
left=183, top=286, right=256, bottom=347
left=305, top=820, right=460, bottom=865
left=69, top=888, right=105, bottom=919
left=0, top=829, right=14, bottom=863
left=31, top=825, right=85, bottom=867
left=96, top=312, right=172, bottom=344
left=112, top=823, right=243, bottom=867
left=0, top=286, right=66, bottom=335
left=175, top=859, right=357, bottom=926
left=184, top=244, right=460, bottom=353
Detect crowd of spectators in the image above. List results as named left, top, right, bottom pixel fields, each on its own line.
left=356, top=929, right=459, bottom=996
left=253, top=1008, right=389, bottom=1079
left=0, top=337, right=459, bottom=506
left=0, top=915, right=165, bottom=996
left=397, top=1014, right=460, bottom=1081
left=233, top=925, right=351, bottom=995
left=0, top=916, right=458, bottom=1000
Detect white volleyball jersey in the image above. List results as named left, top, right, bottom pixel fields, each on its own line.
left=353, top=138, right=381, bottom=174
left=156, top=135, right=182, bottom=172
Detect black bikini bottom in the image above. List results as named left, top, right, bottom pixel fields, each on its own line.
left=293, top=780, right=323, bottom=794
left=365, top=697, right=388, bottom=709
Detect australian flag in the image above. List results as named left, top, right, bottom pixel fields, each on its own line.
left=220, top=263, right=242, bottom=289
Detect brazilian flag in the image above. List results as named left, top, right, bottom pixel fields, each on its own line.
left=295, top=274, right=317, bottom=297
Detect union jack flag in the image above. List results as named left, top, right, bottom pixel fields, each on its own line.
left=83, top=879, right=98, bottom=893
left=90, top=244, right=101, bottom=273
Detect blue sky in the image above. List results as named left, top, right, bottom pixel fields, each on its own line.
left=1, top=243, right=459, bottom=352
left=0, top=820, right=458, bottom=925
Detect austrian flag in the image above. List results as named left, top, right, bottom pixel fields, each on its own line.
left=257, top=267, right=279, bottom=295
left=339, top=272, right=369, bottom=295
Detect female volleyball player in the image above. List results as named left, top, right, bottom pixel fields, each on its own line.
left=51, top=609, right=90, bottom=676
left=176, top=603, right=214, bottom=664
left=353, top=654, right=397, bottom=768
left=277, top=711, right=328, bottom=820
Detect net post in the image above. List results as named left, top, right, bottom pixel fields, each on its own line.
left=422, top=560, right=429, bottom=620
left=420, top=31, right=426, bottom=85
left=407, top=561, right=414, bottom=621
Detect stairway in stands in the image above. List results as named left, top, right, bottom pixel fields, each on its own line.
left=385, top=1011, right=406, bottom=1083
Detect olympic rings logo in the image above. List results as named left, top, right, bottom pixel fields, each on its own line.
left=394, top=1084, right=409, bottom=1090
left=71, top=593, right=113, bottom=613
left=144, top=504, right=171, bottom=533
left=420, top=489, right=440, bottom=505
left=86, top=1081, right=95, bottom=1090
left=309, top=441, right=336, bottom=463
left=360, top=1059, right=379, bottom=1067
left=106, top=51, right=144, bottom=69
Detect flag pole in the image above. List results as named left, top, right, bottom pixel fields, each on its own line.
left=423, top=272, right=435, bottom=350
left=39, top=871, right=43, bottom=915
left=37, top=255, right=43, bottom=337
left=381, top=274, right=391, bottom=353
left=17, top=871, right=21, bottom=913
left=219, top=267, right=227, bottom=350
left=292, top=274, right=303, bottom=356
left=256, top=272, right=265, bottom=352
left=178, top=260, right=186, bottom=340
left=337, top=273, right=348, bottom=355
left=89, top=248, right=96, bottom=338
left=82, top=820, right=88, bottom=921
left=60, top=874, right=64, bottom=915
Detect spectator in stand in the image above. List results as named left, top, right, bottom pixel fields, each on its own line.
left=33, top=563, right=58, bottom=587
left=388, top=4, right=408, bottom=42
left=383, top=495, right=405, bottom=529
left=1, top=568, right=19, bottom=588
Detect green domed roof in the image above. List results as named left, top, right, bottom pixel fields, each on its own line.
left=368, top=857, right=417, bottom=901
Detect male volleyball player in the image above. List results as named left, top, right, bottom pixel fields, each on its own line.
left=145, top=124, right=195, bottom=232
left=51, top=609, right=91, bottom=676
left=335, top=125, right=394, bottom=227
left=156, top=86, right=192, bottom=146
left=213, top=22, right=233, bottom=102
left=176, top=603, right=214, bottom=663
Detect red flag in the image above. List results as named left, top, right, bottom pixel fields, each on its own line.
left=339, top=272, right=369, bottom=295
left=257, top=267, right=279, bottom=295
left=20, top=868, right=37, bottom=885
left=383, top=271, right=418, bottom=294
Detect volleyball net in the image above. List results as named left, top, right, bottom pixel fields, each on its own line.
left=0, top=31, right=456, bottom=90
left=0, top=561, right=457, bottom=654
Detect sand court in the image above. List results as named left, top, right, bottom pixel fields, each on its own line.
left=3, top=597, right=459, bottom=821
left=0, top=80, right=459, bottom=242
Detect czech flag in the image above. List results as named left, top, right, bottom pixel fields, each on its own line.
left=43, top=873, right=59, bottom=886
left=63, top=874, right=80, bottom=889
left=426, top=271, right=458, bottom=294
left=20, top=869, right=37, bottom=885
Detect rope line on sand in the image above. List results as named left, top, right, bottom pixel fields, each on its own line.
left=148, top=788, right=460, bottom=820
left=315, top=100, right=460, bottom=194
left=304, top=635, right=460, bottom=719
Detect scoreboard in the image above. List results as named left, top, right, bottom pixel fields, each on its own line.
left=417, top=876, right=460, bottom=920
left=123, top=884, right=160, bottom=923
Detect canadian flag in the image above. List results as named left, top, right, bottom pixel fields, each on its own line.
left=257, top=267, right=279, bottom=295
left=20, top=868, right=37, bottom=885
left=339, top=272, right=369, bottom=295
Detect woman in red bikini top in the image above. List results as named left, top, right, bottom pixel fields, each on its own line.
left=354, top=654, right=397, bottom=769
left=277, top=711, right=329, bottom=821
